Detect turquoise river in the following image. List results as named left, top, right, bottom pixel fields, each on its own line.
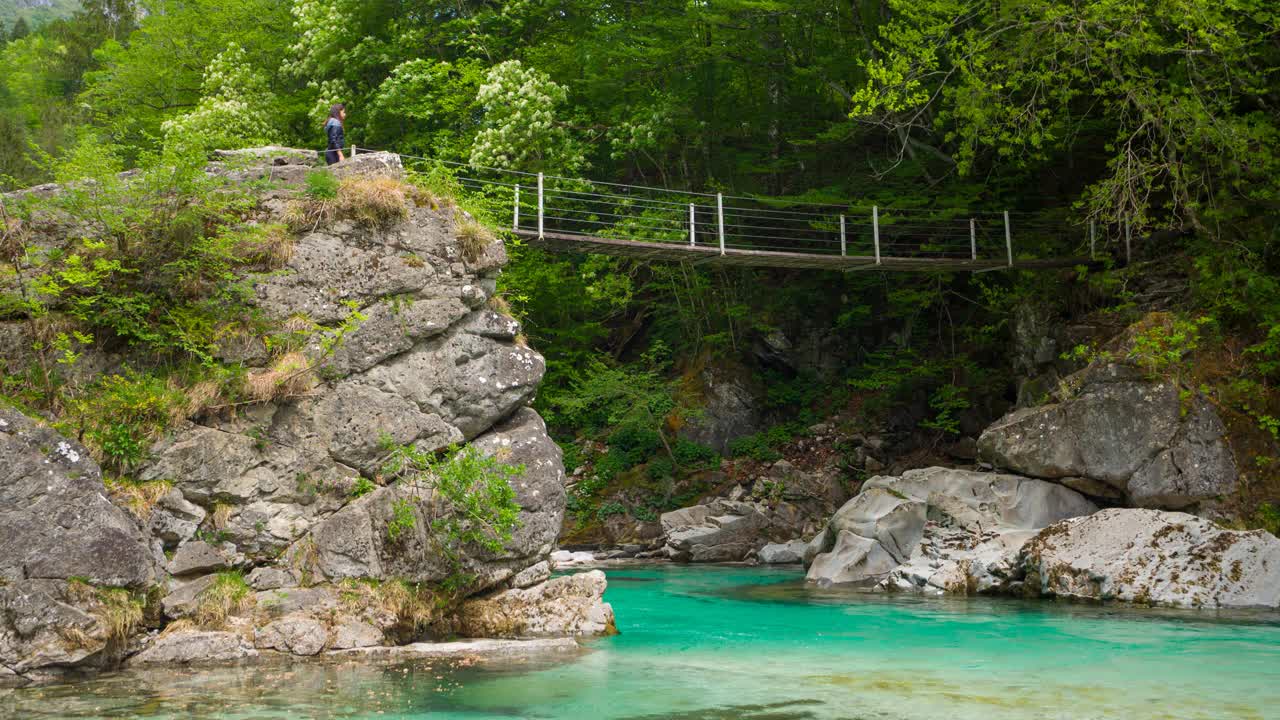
left=5, top=564, right=1280, bottom=719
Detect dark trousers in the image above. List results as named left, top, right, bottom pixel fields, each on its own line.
left=325, top=148, right=341, bottom=165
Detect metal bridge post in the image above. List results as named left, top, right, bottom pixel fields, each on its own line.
left=970, top=218, right=977, bottom=261
left=1004, top=211, right=1013, bottom=268
left=513, top=184, right=520, bottom=232
left=689, top=204, right=696, bottom=247
left=840, top=215, right=847, bottom=257
left=717, top=193, right=725, bottom=256
left=537, top=173, right=544, bottom=239
left=872, top=206, right=881, bottom=265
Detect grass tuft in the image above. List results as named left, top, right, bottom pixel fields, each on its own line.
left=104, top=476, right=174, bottom=521
left=192, top=572, right=253, bottom=629
left=336, top=176, right=410, bottom=228
left=245, top=351, right=314, bottom=403
left=457, top=219, right=495, bottom=262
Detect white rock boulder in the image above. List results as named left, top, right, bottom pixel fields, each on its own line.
left=1023, top=508, right=1280, bottom=608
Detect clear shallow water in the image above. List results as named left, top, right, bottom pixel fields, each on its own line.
left=5, top=564, right=1280, bottom=719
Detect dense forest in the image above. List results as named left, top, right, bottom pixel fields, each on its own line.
left=2, top=0, right=1279, bottom=532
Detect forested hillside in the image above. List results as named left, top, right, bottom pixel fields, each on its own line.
left=0, top=0, right=80, bottom=31
left=2, top=0, right=1278, bottom=535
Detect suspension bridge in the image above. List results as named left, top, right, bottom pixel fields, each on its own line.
left=357, top=148, right=1099, bottom=273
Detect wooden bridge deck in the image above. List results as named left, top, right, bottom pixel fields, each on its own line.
left=516, top=230, right=1090, bottom=272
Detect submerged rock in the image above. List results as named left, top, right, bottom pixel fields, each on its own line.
left=1023, top=508, right=1280, bottom=609
left=978, top=364, right=1237, bottom=511
left=453, top=571, right=616, bottom=638
left=805, top=467, right=1097, bottom=592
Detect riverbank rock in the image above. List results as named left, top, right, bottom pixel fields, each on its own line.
left=453, top=571, right=616, bottom=638
left=0, top=580, right=112, bottom=683
left=978, top=364, right=1237, bottom=510
left=130, top=631, right=259, bottom=666
left=0, top=406, right=155, bottom=588
left=759, top=541, right=807, bottom=564
left=661, top=500, right=768, bottom=562
left=1022, top=508, right=1280, bottom=608
left=805, top=467, right=1097, bottom=592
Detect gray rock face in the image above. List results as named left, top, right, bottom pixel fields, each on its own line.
left=454, top=571, right=616, bottom=638
left=167, top=541, right=235, bottom=577
left=160, top=574, right=218, bottom=619
left=0, top=407, right=155, bottom=588
left=147, top=490, right=206, bottom=548
left=758, top=541, right=808, bottom=564
left=978, top=364, right=1237, bottom=510
left=1023, top=508, right=1280, bottom=608
left=677, top=365, right=763, bottom=455
left=301, top=408, right=564, bottom=591
left=255, top=616, right=330, bottom=656
left=130, top=630, right=258, bottom=666
left=511, top=561, right=551, bottom=588
left=805, top=467, right=1097, bottom=591
left=0, top=580, right=106, bottom=677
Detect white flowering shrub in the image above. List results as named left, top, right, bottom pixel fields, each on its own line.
left=284, top=0, right=357, bottom=127
left=162, top=43, right=276, bottom=154
left=469, top=60, right=584, bottom=173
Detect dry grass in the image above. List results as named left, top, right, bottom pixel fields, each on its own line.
left=233, top=223, right=295, bottom=269
left=211, top=502, right=234, bottom=531
left=339, top=579, right=436, bottom=639
left=287, top=536, right=320, bottom=586
left=104, top=476, right=173, bottom=521
left=486, top=294, right=513, bottom=316
left=282, top=197, right=336, bottom=234
left=167, top=377, right=227, bottom=424
left=192, top=572, right=254, bottom=629
left=336, top=176, right=410, bottom=229
left=456, top=219, right=495, bottom=262
left=94, top=588, right=144, bottom=654
left=245, top=351, right=314, bottom=403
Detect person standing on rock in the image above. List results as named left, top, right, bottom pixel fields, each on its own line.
left=324, top=103, right=347, bottom=165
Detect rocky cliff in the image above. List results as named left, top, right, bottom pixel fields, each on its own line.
left=0, top=149, right=611, bottom=687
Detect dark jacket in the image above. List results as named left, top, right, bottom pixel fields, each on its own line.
left=325, top=117, right=345, bottom=164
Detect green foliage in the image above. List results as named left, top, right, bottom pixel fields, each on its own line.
left=1127, top=315, right=1214, bottom=378
left=1257, top=503, right=1280, bottom=538
left=729, top=425, right=798, bottom=463
left=919, top=383, right=970, bottom=436
left=350, top=476, right=375, bottom=498
left=379, top=442, right=523, bottom=566
left=303, top=169, right=339, bottom=200
left=66, top=369, right=183, bottom=472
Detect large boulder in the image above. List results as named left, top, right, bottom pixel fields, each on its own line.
left=0, top=580, right=110, bottom=682
left=1022, top=508, right=1280, bottom=608
left=661, top=500, right=769, bottom=562
left=0, top=406, right=154, bottom=588
left=136, top=154, right=537, bottom=562
left=130, top=630, right=258, bottom=666
left=805, top=467, right=1097, bottom=591
left=978, top=364, right=1236, bottom=510
left=453, top=571, right=616, bottom=638
left=677, top=364, right=763, bottom=455
left=299, top=408, right=564, bottom=590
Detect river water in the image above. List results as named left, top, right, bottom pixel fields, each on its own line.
left=5, top=564, right=1279, bottom=719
